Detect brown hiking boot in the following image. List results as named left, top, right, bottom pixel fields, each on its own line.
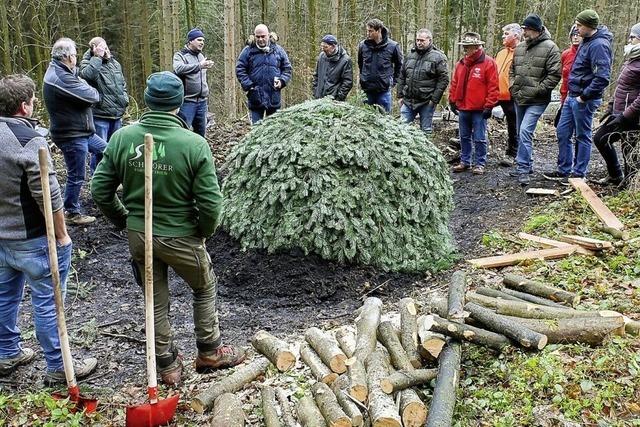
left=472, top=166, right=485, bottom=175
left=195, top=345, right=247, bottom=373
left=159, top=354, right=183, bottom=386
left=452, top=163, right=470, bottom=173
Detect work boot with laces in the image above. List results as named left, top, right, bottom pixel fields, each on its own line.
left=43, top=357, right=98, bottom=386
left=159, top=354, right=183, bottom=386
left=195, top=345, right=247, bottom=373
left=0, top=348, right=36, bottom=376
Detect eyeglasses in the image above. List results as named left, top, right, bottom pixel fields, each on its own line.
left=629, top=35, right=639, bottom=40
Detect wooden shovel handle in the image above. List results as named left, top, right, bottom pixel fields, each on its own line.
left=38, top=148, right=77, bottom=389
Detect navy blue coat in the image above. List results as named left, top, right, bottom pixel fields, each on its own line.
left=357, top=27, right=403, bottom=94
left=236, top=42, right=292, bottom=110
left=568, top=26, right=613, bottom=101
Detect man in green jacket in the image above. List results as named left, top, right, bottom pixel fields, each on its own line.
left=91, top=72, right=246, bottom=386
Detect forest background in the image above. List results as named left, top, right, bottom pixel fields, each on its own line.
left=1, top=0, right=640, bottom=121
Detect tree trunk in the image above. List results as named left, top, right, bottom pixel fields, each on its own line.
left=504, top=315, right=625, bottom=345
left=399, top=389, right=427, bottom=427
left=252, top=330, right=296, bottom=371
left=275, top=387, right=298, bottom=427
left=296, top=393, right=326, bottom=427
left=424, top=340, right=462, bottom=427
left=485, top=0, right=498, bottom=54
left=276, top=0, right=288, bottom=47
left=379, top=368, right=438, bottom=394
left=377, top=321, right=415, bottom=371
left=312, top=382, right=351, bottom=427
left=365, top=349, right=402, bottom=427
left=261, top=385, right=282, bottom=427
left=424, top=314, right=511, bottom=352
left=140, top=0, right=153, bottom=90
left=210, top=393, right=245, bottom=427
left=305, top=327, right=347, bottom=374
left=0, top=3, right=12, bottom=74
left=300, top=342, right=338, bottom=384
left=399, top=297, right=421, bottom=368
left=330, top=0, right=340, bottom=36
left=353, top=297, right=382, bottom=363
left=191, top=357, right=271, bottom=413
left=335, top=326, right=356, bottom=358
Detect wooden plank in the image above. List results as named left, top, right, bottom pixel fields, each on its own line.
left=569, top=178, right=624, bottom=231
left=468, top=246, right=578, bottom=269
left=559, top=235, right=613, bottom=250
left=525, top=188, right=560, bottom=196
left=517, top=232, right=596, bottom=256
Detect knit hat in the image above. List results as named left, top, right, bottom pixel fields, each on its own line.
left=321, top=34, right=338, bottom=45
left=457, top=32, right=484, bottom=46
left=521, top=14, right=544, bottom=32
left=631, top=23, right=640, bottom=38
left=187, top=28, right=205, bottom=42
left=569, top=24, right=579, bottom=38
left=144, top=72, right=184, bottom=111
left=576, top=9, right=599, bottom=29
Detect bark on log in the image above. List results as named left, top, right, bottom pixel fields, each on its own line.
left=476, top=287, right=524, bottom=302
left=399, top=389, right=427, bottom=427
left=465, top=302, right=548, bottom=350
left=425, top=314, right=511, bottom=352
left=345, top=357, right=368, bottom=402
left=306, top=327, right=348, bottom=374
left=417, top=315, right=447, bottom=360
left=498, top=287, right=567, bottom=308
left=210, top=393, right=245, bottom=427
left=365, top=349, right=401, bottom=427
left=399, top=297, right=421, bottom=368
left=335, top=326, right=356, bottom=359
left=448, top=271, right=467, bottom=320
left=425, top=294, right=449, bottom=318
left=503, top=315, right=625, bottom=345
left=379, top=368, right=438, bottom=394
left=252, top=330, right=296, bottom=372
left=312, top=382, right=352, bottom=427
left=331, top=382, right=364, bottom=427
left=624, top=316, right=640, bottom=336
left=261, top=385, right=282, bottom=427
left=192, top=357, right=271, bottom=413
left=377, top=321, right=415, bottom=371
left=503, top=274, right=579, bottom=306
left=275, top=387, right=297, bottom=427
left=353, top=297, right=383, bottom=363
left=424, top=340, right=462, bottom=427
left=301, top=342, right=338, bottom=384
left=297, top=393, right=327, bottom=427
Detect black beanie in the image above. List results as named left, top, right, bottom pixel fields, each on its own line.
left=522, top=14, right=544, bottom=32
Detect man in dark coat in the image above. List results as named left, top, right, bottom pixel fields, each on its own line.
left=397, top=28, right=449, bottom=134
left=312, top=35, right=353, bottom=101
left=236, top=24, right=293, bottom=124
left=358, top=18, right=403, bottom=113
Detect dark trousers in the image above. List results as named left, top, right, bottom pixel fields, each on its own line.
left=593, top=118, right=640, bottom=180
left=499, top=100, right=518, bottom=156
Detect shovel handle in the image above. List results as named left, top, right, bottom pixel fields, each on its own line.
left=38, top=148, right=77, bottom=389
left=143, top=134, right=158, bottom=402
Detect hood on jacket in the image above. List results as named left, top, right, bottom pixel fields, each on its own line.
left=364, top=26, right=390, bottom=49
left=245, top=32, right=279, bottom=46
left=525, top=28, right=552, bottom=48
left=583, top=25, right=613, bottom=44
left=326, top=45, right=346, bottom=62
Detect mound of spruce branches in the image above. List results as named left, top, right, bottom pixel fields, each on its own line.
left=222, top=99, right=455, bottom=272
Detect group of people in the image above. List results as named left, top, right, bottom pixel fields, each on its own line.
left=1, top=11, right=639, bottom=389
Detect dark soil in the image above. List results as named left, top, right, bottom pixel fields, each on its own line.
left=2, top=114, right=613, bottom=415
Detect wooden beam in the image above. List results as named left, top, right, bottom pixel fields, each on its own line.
left=517, top=232, right=596, bottom=256
left=468, top=246, right=578, bottom=269
left=559, top=235, right=613, bottom=251
left=525, top=188, right=560, bottom=196
left=569, top=178, right=624, bottom=231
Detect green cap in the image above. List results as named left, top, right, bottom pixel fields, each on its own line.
left=144, top=72, right=184, bottom=111
left=576, top=9, right=599, bottom=29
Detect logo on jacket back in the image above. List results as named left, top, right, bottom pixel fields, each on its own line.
left=471, top=67, right=482, bottom=79
left=128, top=142, right=173, bottom=175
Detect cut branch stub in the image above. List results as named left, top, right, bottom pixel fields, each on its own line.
left=251, top=329, right=296, bottom=371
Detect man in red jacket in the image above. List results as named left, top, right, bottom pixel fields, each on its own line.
left=449, top=32, right=499, bottom=175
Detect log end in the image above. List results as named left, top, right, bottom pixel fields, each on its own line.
left=537, top=335, right=548, bottom=350
left=321, top=372, right=339, bottom=385
left=401, top=402, right=427, bottom=427
left=380, top=378, right=393, bottom=394
left=330, top=355, right=348, bottom=374
left=372, top=417, right=402, bottom=427
left=349, top=385, right=368, bottom=402
left=410, top=358, right=422, bottom=369
left=191, top=398, right=205, bottom=414
left=276, top=352, right=296, bottom=372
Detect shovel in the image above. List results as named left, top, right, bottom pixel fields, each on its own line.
left=126, top=134, right=179, bottom=427
left=37, top=148, right=98, bottom=413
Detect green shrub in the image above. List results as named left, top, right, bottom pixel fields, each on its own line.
left=222, top=99, right=455, bottom=272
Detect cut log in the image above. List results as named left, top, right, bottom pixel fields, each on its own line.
left=365, top=349, right=401, bottom=427
left=465, top=292, right=503, bottom=309
left=465, top=302, right=548, bottom=350
left=448, top=271, right=467, bottom=320
left=476, top=286, right=526, bottom=302
left=192, top=357, right=271, bottom=413
left=335, top=326, right=356, bottom=359
left=424, top=340, right=462, bottom=427
left=210, top=393, right=245, bottom=427
left=353, top=297, right=383, bottom=363
left=312, top=382, right=352, bottom=427
left=517, top=232, right=596, bottom=256
left=559, top=234, right=613, bottom=250
left=297, top=393, right=327, bottom=427
left=417, top=315, right=447, bottom=360
left=300, top=342, right=338, bottom=385
left=379, top=368, right=438, bottom=394
left=503, top=315, right=625, bottom=345
left=377, top=321, right=415, bottom=371
left=344, top=358, right=368, bottom=402
left=624, top=316, right=640, bottom=336
left=399, top=297, right=421, bottom=368
left=525, top=187, right=560, bottom=196
left=426, top=314, right=511, bottom=352
left=425, top=294, right=449, bottom=318
left=251, top=330, right=296, bottom=372
left=275, top=388, right=298, bottom=427
left=399, top=389, right=427, bottom=427
left=261, top=385, right=282, bottom=427
left=468, top=246, right=577, bottom=268
left=569, top=178, right=624, bottom=231
left=306, top=327, right=348, bottom=374
left=331, top=381, right=364, bottom=427
left=597, top=224, right=630, bottom=240
left=503, top=274, right=580, bottom=306
left=498, top=287, right=567, bottom=308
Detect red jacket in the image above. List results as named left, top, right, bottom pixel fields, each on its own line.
left=560, top=44, right=578, bottom=103
left=449, top=49, right=499, bottom=111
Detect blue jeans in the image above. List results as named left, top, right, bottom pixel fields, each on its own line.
left=56, top=134, right=107, bottom=214
left=365, top=91, right=392, bottom=113
left=515, top=103, right=548, bottom=174
left=178, top=100, right=208, bottom=137
left=556, top=96, right=602, bottom=177
left=92, top=117, right=121, bottom=171
left=400, top=102, right=436, bottom=132
left=250, top=108, right=278, bottom=125
left=458, top=110, right=488, bottom=167
left=0, top=236, right=72, bottom=372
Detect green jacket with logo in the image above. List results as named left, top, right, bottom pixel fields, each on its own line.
left=91, top=111, right=222, bottom=237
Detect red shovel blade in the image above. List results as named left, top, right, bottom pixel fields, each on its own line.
left=52, top=385, right=98, bottom=413
left=125, top=394, right=180, bottom=427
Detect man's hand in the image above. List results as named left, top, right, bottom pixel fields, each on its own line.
left=576, top=96, right=585, bottom=103
left=57, top=235, right=72, bottom=246
left=398, top=98, right=404, bottom=107
left=199, top=58, right=214, bottom=69
left=449, top=102, right=458, bottom=115
left=273, top=78, right=282, bottom=89
left=93, top=43, right=107, bottom=58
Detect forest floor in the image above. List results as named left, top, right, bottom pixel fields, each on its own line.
left=1, top=113, right=639, bottom=426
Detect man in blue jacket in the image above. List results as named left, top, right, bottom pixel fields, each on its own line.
left=236, top=24, right=293, bottom=124
left=358, top=19, right=403, bottom=113
left=548, top=9, right=613, bottom=182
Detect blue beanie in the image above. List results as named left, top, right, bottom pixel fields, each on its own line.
left=144, top=72, right=184, bottom=111
left=187, top=28, right=205, bottom=42
left=321, top=34, right=338, bottom=45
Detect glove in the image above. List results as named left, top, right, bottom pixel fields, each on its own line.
left=482, top=109, right=492, bottom=120
left=449, top=102, right=458, bottom=115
